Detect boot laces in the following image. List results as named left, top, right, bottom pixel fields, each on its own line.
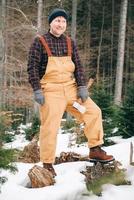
left=98, top=147, right=106, bottom=154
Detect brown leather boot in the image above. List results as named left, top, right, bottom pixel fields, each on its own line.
left=43, top=163, right=57, bottom=177
left=89, top=146, right=114, bottom=162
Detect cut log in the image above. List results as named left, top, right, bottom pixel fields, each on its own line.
left=28, top=165, right=55, bottom=188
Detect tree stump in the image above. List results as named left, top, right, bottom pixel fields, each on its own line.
left=81, top=160, right=131, bottom=195
left=28, top=165, right=55, bottom=188
left=18, top=140, right=40, bottom=163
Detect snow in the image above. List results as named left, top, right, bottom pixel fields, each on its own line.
left=4, top=134, right=29, bottom=150
left=0, top=127, right=134, bottom=200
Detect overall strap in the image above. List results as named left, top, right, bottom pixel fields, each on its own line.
left=37, top=35, right=52, bottom=56
left=66, top=36, right=72, bottom=56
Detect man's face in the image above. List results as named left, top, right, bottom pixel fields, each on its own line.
left=49, top=16, right=67, bottom=37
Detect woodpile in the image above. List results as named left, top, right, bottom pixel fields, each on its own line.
left=28, top=165, right=55, bottom=188
left=55, top=151, right=88, bottom=164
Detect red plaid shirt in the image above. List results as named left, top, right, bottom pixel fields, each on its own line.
left=27, top=31, right=86, bottom=91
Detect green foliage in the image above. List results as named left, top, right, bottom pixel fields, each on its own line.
left=25, top=116, right=40, bottom=141
left=0, top=177, right=7, bottom=185
left=0, top=112, right=17, bottom=190
left=1, top=132, right=15, bottom=143
left=118, top=83, right=134, bottom=138
left=0, top=148, right=17, bottom=191
left=90, top=84, right=120, bottom=144
left=0, top=113, right=12, bottom=146
left=76, top=132, right=87, bottom=144
left=0, top=149, right=17, bottom=171
left=86, top=169, right=130, bottom=196
left=11, top=113, right=23, bottom=130
left=90, top=84, right=114, bottom=118
left=62, top=119, right=77, bottom=130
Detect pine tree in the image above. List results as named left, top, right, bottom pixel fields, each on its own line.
left=90, top=84, right=119, bottom=144
left=118, top=83, right=134, bottom=138
left=0, top=112, right=17, bottom=190
left=25, top=115, right=40, bottom=141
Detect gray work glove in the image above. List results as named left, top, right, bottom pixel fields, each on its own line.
left=34, top=89, right=45, bottom=105
left=77, top=86, right=89, bottom=103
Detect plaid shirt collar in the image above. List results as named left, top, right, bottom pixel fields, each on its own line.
left=46, top=30, right=65, bottom=40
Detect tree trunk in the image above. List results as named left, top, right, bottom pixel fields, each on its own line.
left=110, top=0, right=114, bottom=95
left=114, top=0, right=128, bottom=105
left=33, top=0, right=43, bottom=115
left=96, top=5, right=105, bottom=85
left=83, top=0, right=91, bottom=69
left=87, top=0, right=91, bottom=62
left=0, top=0, right=6, bottom=109
left=66, top=0, right=78, bottom=123
left=71, top=0, right=77, bottom=40
left=37, top=0, right=43, bottom=34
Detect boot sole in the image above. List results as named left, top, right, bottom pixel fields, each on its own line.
left=87, top=158, right=115, bottom=164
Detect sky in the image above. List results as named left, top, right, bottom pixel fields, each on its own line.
left=0, top=126, right=134, bottom=200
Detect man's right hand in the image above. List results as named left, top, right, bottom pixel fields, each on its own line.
left=34, top=89, right=45, bottom=105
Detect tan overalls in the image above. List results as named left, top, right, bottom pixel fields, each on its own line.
left=38, top=36, right=104, bottom=163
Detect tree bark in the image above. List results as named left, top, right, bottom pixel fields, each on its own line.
left=66, top=0, right=77, bottom=122
left=37, top=0, right=43, bottom=34
left=33, top=0, right=43, bottom=115
left=0, top=0, right=6, bottom=108
left=83, top=0, right=91, bottom=68
left=96, top=5, right=105, bottom=85
left=71, top=0, right=77, bottom=40
left=28, top=165, right=55, bottom=188
left=110, top=0, right=115, bottom=95
left=114, top=0, right=128, bottom=105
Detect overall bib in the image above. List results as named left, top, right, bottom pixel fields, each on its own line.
left=39, top=36, right=104, bottom=163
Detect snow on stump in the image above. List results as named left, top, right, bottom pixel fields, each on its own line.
left=28, top=165, right=55, bottom=188
left=18, top=140, right=40, bottom=163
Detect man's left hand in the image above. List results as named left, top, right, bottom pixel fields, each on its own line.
left=77, top=86, right=89, bottom=103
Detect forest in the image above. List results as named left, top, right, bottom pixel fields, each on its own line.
left=0, top=0, right=134, bottom=197
left=0, top=0, right=134, bottom=141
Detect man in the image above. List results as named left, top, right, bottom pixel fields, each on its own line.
left=27, top=8, right=114, bottom=176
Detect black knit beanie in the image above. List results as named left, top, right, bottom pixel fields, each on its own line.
left=48, top=8, right=68, bottom=24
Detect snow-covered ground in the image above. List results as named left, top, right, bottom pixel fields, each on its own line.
left=0, top=127, right=134, bottom=200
